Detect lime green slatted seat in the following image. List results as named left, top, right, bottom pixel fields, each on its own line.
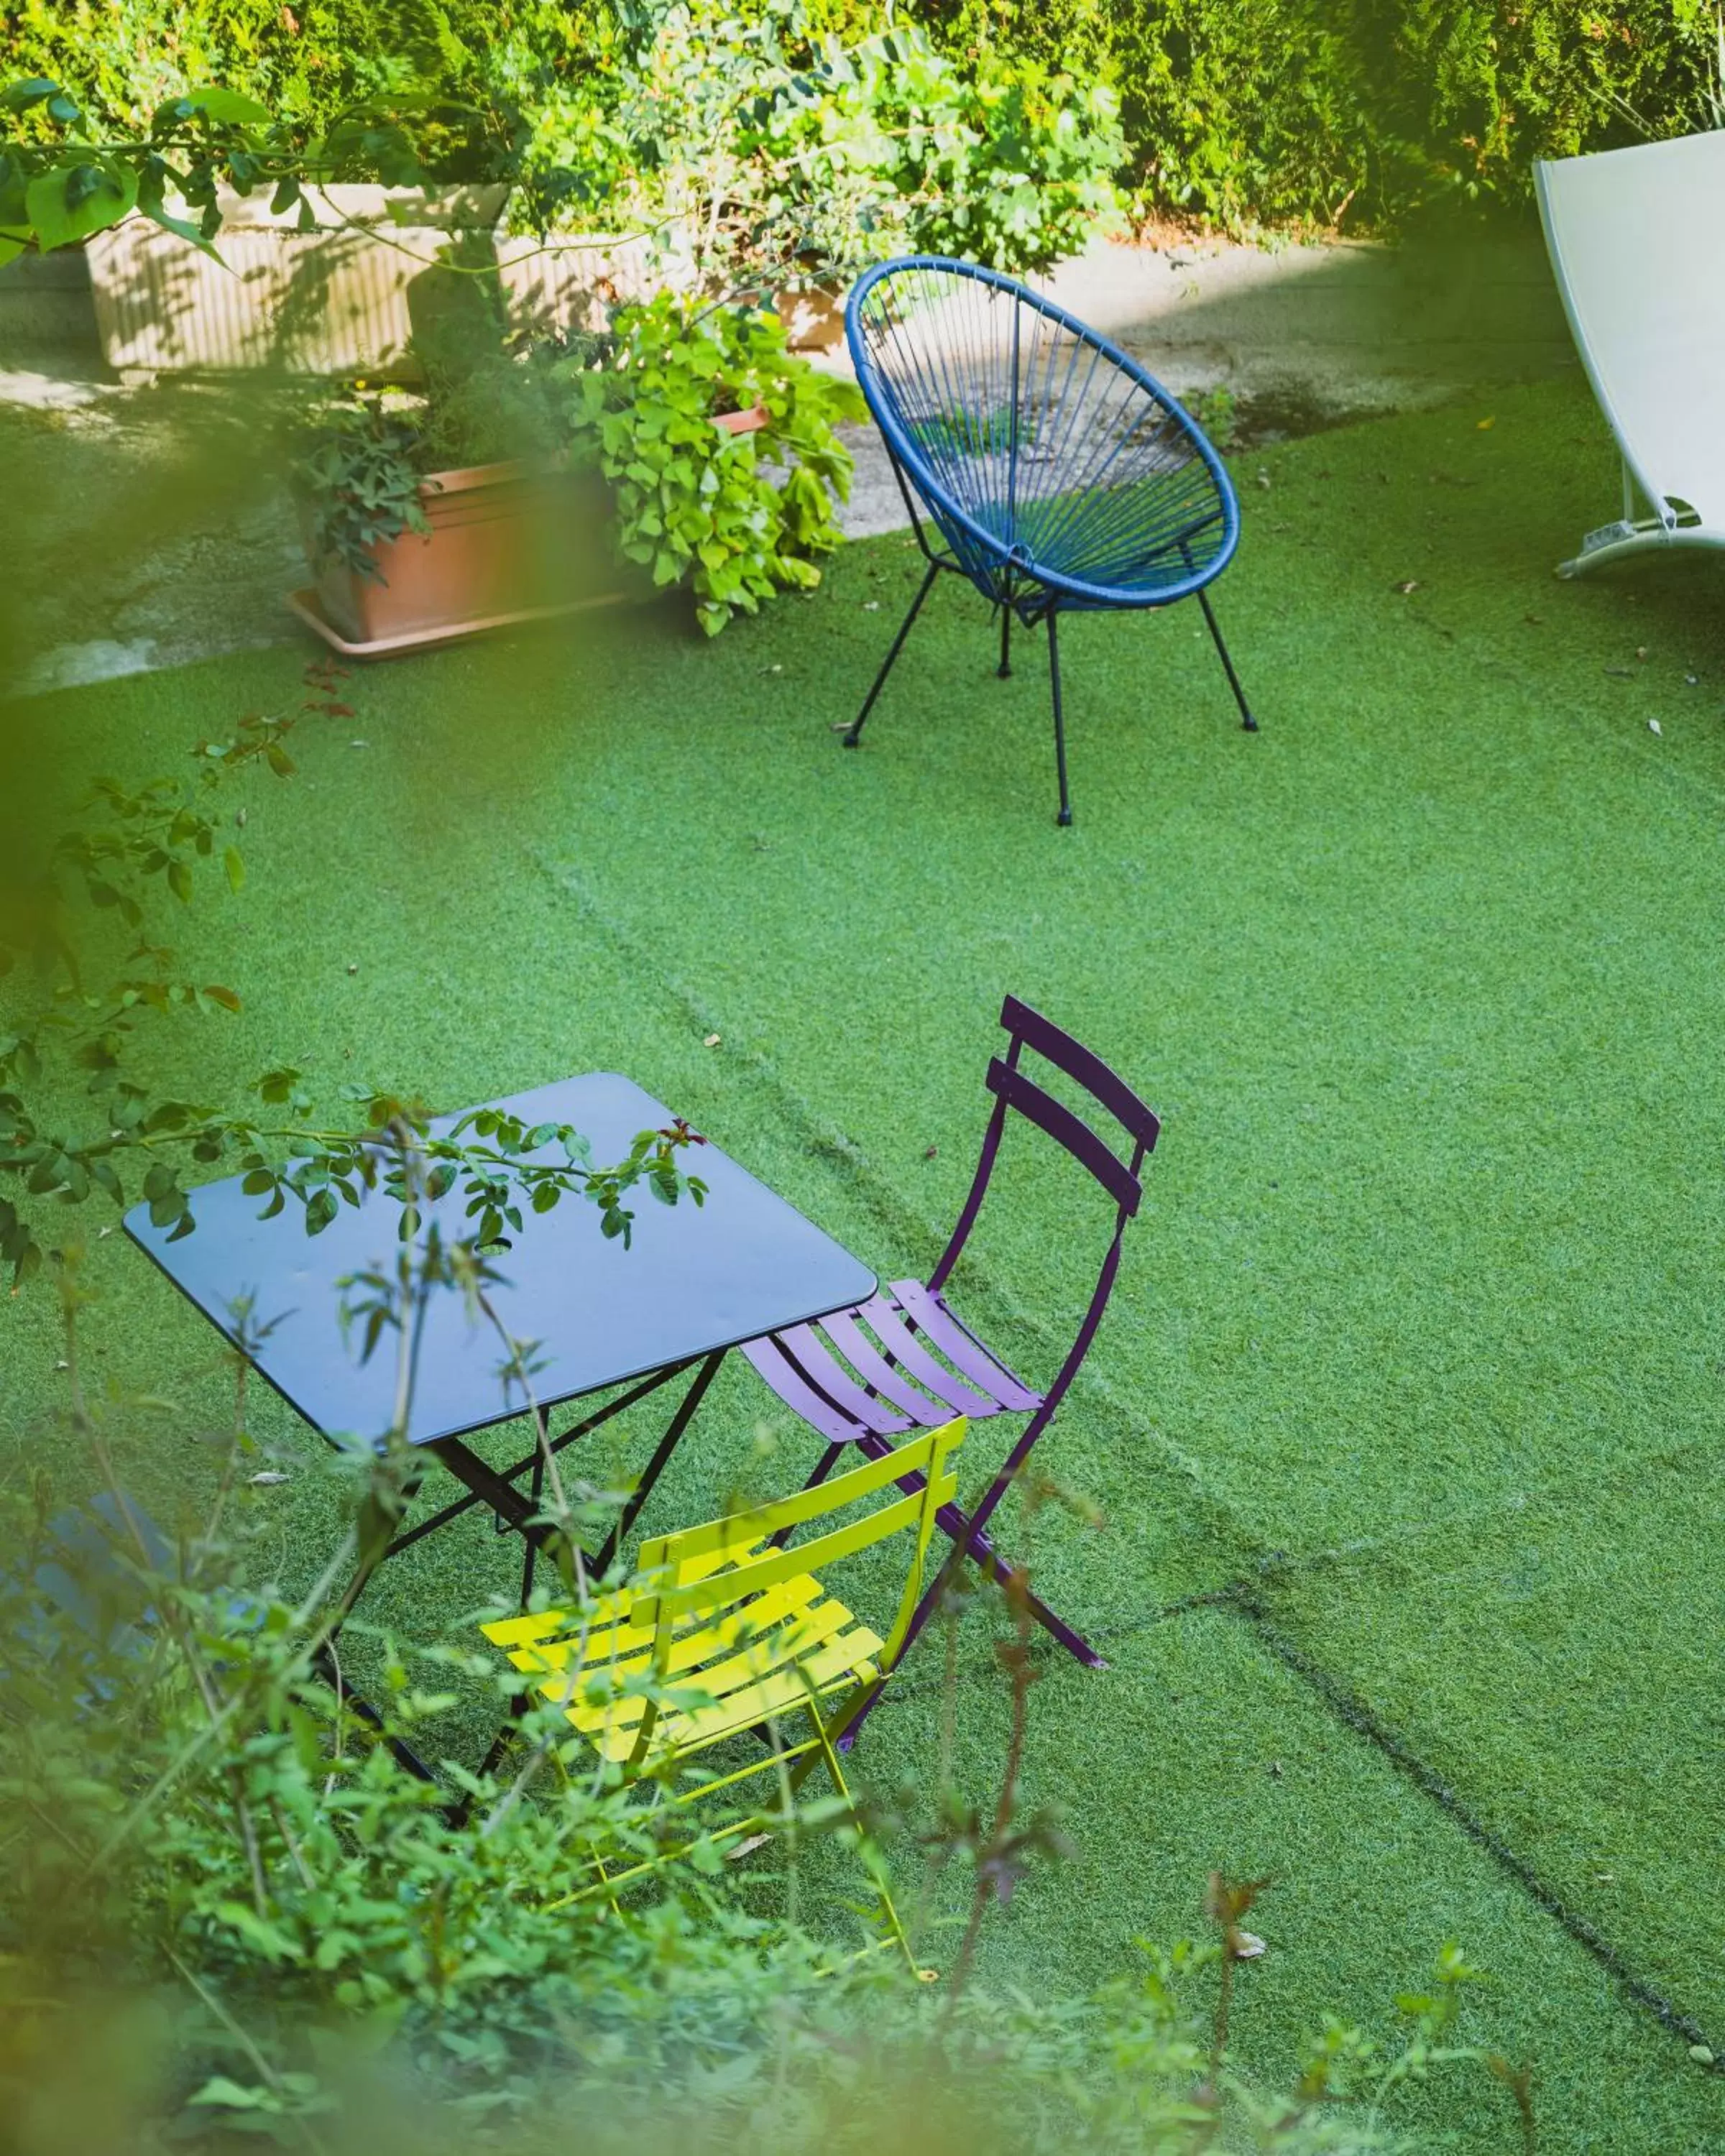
left=487, top=1550, right=883, bottom=1764
left=478, top=1417, right=967, bottom=1966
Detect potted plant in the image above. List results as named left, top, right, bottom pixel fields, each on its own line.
left=290, top=287, right=860, bottom=655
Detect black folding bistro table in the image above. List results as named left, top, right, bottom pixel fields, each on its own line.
left=125, top=1072, right=877, bottom=1774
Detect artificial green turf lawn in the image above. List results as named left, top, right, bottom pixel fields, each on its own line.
left=8, top=368, right=1725, bottom=2147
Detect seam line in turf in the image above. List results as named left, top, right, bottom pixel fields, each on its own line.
left=870, top=1574, right=1725, bottom=2073
left=535, top=850, right=1236, bottom=1521
left=537, top=852, right=1724, bottom=2076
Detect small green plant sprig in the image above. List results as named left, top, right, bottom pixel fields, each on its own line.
left=557, top=294, right=865, bottom=635
left=0, top=665, right=705, bottom=1288
left=0, top=70, right=442, bottom=263
left=293, top=392, right=433, bottom=582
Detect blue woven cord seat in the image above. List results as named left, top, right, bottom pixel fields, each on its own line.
left=842, top=257, right=1257, bottom=822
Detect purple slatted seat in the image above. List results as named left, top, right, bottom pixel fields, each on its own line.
left=738, top=995, right=1157, bottom=1730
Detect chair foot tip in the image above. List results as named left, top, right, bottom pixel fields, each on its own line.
left=1241, top=715, right=1259, bottom=732
left=841, top=732, right=861, bottom=750
left=996, top=665, right=1012, bottom=681
left=1057, top=808, right=1073, bottom=827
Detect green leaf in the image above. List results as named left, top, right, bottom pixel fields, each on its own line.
left=189, top=2076, right=275, bottom=2112
left=182, top=87, right=273, bottom=127
left=1, top=80, right=62, bottom=114
left=26, top=161, right=138, bottom=252
left=166, top=857, right=193, bottom=904
left=224, top=844, right=245, bottom=893
left=137, top=191, right=224, bottom=259
left=211, top=1900, right=298, bottom=1961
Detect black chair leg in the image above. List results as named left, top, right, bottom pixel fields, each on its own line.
left=1047, top=604, right=1073, bottom=826
left=998, top=601, right=1012, bottom=679
left=1196, top=586, right=1258, bottom=732
left=844, top=561, right=939, bottom=748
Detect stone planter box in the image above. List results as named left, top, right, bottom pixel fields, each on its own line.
left=86, top=184, right=507, bottom=379
left=494, top=230, right=668, bottom=340
left=0, top=246, right=101, bottom=360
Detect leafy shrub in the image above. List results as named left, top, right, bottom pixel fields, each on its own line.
left=512, top=0, right=1125, bottom=284
left=758, top=24, right=1126, bottom=274
left=556, top=296, right=865, bottom=634
left=1366, top=0, right=1719, bottom=206
left=0, top=0, right=568, bottom=143
left=4, top=0, right=1721, bottom=236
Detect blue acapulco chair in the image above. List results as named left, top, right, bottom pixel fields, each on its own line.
left=842, top=257, right=1256, bottom=824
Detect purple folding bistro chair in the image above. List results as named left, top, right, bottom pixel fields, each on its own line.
left=740, top=996, right=1157, bottom=1735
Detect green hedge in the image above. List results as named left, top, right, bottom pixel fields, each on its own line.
left=0, top=0, right=579, bottom=132
left=4, top=0, right=1719, bottom=229
left=929, top=0, right=1716, bottom=226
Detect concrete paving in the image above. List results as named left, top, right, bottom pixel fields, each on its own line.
left=0, top=224, right=1580, bottom=684
left=831, top=224, right=1576, bottom=537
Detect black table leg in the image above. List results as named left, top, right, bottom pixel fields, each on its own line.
left=314, top=1463, right=446, bottom=1788
left=312, top=1349, right=733, bottom=1805
left=380, top=1360, right=697, bottom=1564
left=310, top=1644, right=441, bottom=1787
left=594, top=1349, right=727, bottom=1575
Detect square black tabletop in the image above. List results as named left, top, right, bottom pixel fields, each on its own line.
left=124, top=1072, right=875, bottom=1450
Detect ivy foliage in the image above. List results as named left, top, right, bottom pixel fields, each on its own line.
left=513, top=1, right=1124, bottom=283
left=556, top=297, right=864, bottom=635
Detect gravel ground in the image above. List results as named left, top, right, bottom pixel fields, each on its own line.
left=0, top=224, right=1576, bottom=691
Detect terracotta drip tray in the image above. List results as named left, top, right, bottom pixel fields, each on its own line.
left=288, top=585, right=628, bottom=660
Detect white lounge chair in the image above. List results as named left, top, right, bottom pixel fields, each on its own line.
left=1536, top=129, right=1725, bottom=577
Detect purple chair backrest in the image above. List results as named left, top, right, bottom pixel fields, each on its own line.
left=929, top=995, right=1159, bottom=1294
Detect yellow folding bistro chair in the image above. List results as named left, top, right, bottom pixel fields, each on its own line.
left=480, top=1416, right=967, bottom=1970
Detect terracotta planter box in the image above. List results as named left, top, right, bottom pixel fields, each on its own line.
left=293, top=406, right=769, bottom=659
left=773, top=281, right=847, bottom=353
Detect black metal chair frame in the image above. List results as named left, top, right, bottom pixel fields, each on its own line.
left=843, top=256, right=1259, bottom=825
left=740, top=995, right=1159, bottom=1740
